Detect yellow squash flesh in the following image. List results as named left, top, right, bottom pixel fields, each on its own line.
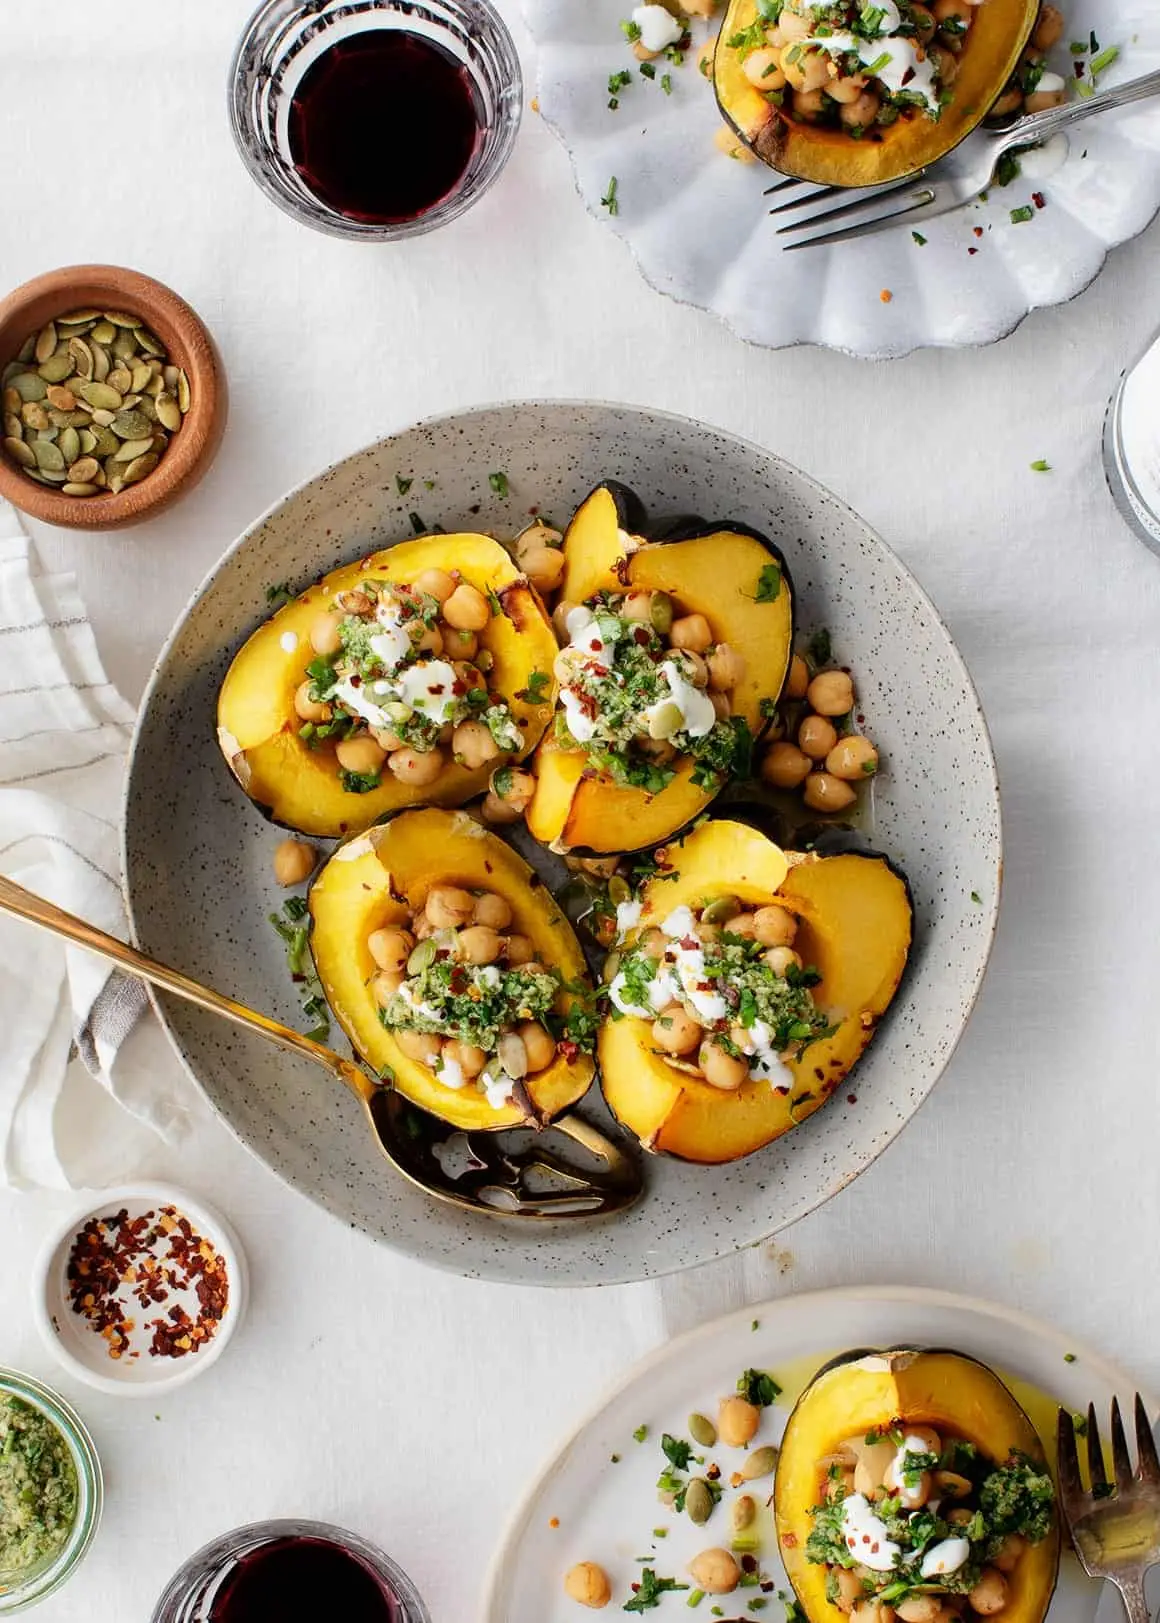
left=308, top=807, right=595, bottom=1131
left=715, top=0, right=1038, bottom=186
left=775, top=1349, right=1060, bottom=1623
left=217, top=533, right=558, bottom=838
left=599, top=818, right=912, bottom=1163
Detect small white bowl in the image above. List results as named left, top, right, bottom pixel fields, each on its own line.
left=32, top=1184, right=247, bottom=1398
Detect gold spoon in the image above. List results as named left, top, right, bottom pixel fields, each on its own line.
left=0, top=875, right=642, bottom=1220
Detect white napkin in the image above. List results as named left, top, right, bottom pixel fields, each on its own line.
left=0, top=505, right=192, bottom=1189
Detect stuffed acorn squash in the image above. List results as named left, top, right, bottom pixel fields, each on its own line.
left=308, top=807, right=597, bottom=1131
left=775, top=1348, right=1059, bottom=1623
left=715, top=0, right=1037, bottom=188
left=217, top=533, right=559, bottom=838
left=598, top=817, right=911, bottom=1163
left=527, top=482, right=794, bottom=856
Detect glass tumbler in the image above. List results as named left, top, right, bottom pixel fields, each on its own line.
left=228, top=0, right=522, bottom=241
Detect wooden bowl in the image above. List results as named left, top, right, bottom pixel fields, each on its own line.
left=0, top=265, right=227, bottom=531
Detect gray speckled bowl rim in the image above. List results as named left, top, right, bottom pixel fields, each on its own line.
left=123, top=397, right=1001, bottom=1286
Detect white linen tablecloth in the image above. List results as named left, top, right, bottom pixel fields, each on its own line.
left=2, top=3, right=1160, bottom=1619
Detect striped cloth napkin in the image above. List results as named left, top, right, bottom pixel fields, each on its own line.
left=0, top=505, right=191, bottom=1188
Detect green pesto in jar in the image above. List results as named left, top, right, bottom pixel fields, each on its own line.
left=0, top=1396, right=77, bottom=1576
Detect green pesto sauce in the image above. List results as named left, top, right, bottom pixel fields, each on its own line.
left=0, top=1397, right=77, bottom=1576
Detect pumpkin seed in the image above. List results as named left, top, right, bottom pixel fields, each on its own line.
left=107, top=364, right=133, bottom=394
left=69, top=336, right=95, bottom=380
left=45, top=384, right=76, bottom=411
left=649, top=591, right=675, bottom=635
left=112, top=436, right=154, bottom=463
left=37, top=353, right=74, bottom=383
left=731, top=1495, right=756, bottom=1533
left=49, top=408, right=92, bottom=429
left=33, top=466, right=67, bottom=484
left=3, top=436, right=35, bottom=468
left=145, top=373, right=164, bottom=399
left=90, top=408, right=116, bottom=428
left=62, top=482, right=100, bottom=496
left=21, top=402, right=49, bottom=431
left=738, top=1446, right=778, bottom=1483
left=34, top=426, right=59, bottom=443
left=407, top=938, right=436, bottom=975
left=701, top=896, right=740, bottom=925
left=122, top=451, right=158, bottom=485
left=137, top=395, right=157, bottom=421
left=163, top=364, right=179, bottom=391
left=2, top=386, right=19, bottom=413
left=58, top=308, right=102, bottom=325
left=608, top=874, right=632, bottom=906
left=91, top=343, right=111, bottom=382
left=80, top=381, right=123, bottom=411
left=130, top=361, right=152, bottom=393
left=647, top=699, right=682, bottom=741
left=103, top=310, right=142, bottom=328
left=497, top=1031, right=529, bottom=1079
left=34, top=322, right=58, bottom=365
left=111, top=408, right=151, bottom=440
left=0, top=365, right=21, bottom=390
left=92, top=426, right=120, bottom=457
left=11, top=372, right=47, bottom=402
left=111, top=330, right=137, bottom=363
left=32, top=438, right=65, bottom=473
left=68, top=456, right=100, bottom=484
left=16, top=335, right=35, bottom=364
left=106, top=472, right=125, bottom=495
left=136, top=328, right=164, bottom=357
left=155, top=391, right=182, bottom=432
left=689, top=1413, right=718, bottom=1448
left=3, top=413, right=22, bottom=439
left=601, top=951, right=621, bottom=984
left=176, top=368, right=191, bottom=413
left=89, top=319, right=116, bottom=345
left=58, top=427, right=80, bottom=466
left=684, top=1478, right=715, bottom=1526
left=78, top=428, right=97, bottom=455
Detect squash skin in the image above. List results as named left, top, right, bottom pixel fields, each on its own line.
left=307, top=807, right=595, bottom=1131
left=774, top=1347, right=1060, bottom=1623
left=528, top=484, right=795, bottom=855
left=598, top=818, right=912, bottom=1163
left=714, top=0, right=1038, bottom=187
left=216, top=534, right=559, bottom=838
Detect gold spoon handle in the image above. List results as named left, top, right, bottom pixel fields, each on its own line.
left=0, top=873, right=351, bottom=1083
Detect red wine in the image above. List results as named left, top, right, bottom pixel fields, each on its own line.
left=288, top=30, right=482, bottom=223
left=210, top=1536, right=399, bottom=1622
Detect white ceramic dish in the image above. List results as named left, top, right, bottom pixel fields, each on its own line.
left=123, top=400, right=1000, bottom=1287
left=522, top=0, right=1160, bottom=358
left=33, top=1183, right=247, bottom=1397
left=484, top=1284, right=1159, bottom=1622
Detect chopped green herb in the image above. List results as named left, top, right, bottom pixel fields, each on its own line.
left=625, top=1569, right=690, bottom=1613
left=653, top=1527, right=669, bottom=1538
left=269, top=899, right=330, bottom=1042
left=602, top=176, right=620, bottom=215
left=807, top=628, right=832, bottom=668
left=663, top=42, right=685, bottom=65
left=865, top=50, right=892, bottom=75
left=752, top=1319, right=760, bottom=1332
left=339, top=768, right=381, bottom=795
left=1030, top=459, right=1051, bottom=472
left=662, top=1433, right=694, bottom=1469
left=424, top=478, right=436, bottom=490
left=609, top=69, right=633, bottom=95
left=265, top=580, right=294, bottom=609
left=738, top=1368, right=781, bottom=1407
left=1010, top=205, right=1034, bottom=225
left=1073, top=1412, right=1088, bottom=1437
left=688, top=1593, right=705, bottom=1610
left=640, top=61, right=656, bottom=79
left=995, top=149, right=1022, bottom=187
left=1064, top=1352, right=1077, bottom=1363
left=634, top=1424, right=649, bottom=1443
left=749, top=1604, right=769, bottom=1614
left=1093, top=1482, right=1114, bottom=1500
left=611, top=1453, right=621, bottom=1462
left=489, top=470, right=510, bottom=497
left=486, top=587, right=503, bottom=616
left=754, top=563, right=782, bottom=603
left=912, top=231, right=928, bottom=245
left=1091, top=45, right=1118, bottom=75
left=970, top=890, right=982, bottom=904
left=1069, top=40, right=1087, bottom=54
left=395, top=474, right=413, bottom=495
left=621, top=18, right=642, bottom=41
left=409, top=511, right=427, bottom=534
left=662, top=72, right=673, bottom=94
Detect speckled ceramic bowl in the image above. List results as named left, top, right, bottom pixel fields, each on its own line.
left=123, top=400, right=1001, bottom=1286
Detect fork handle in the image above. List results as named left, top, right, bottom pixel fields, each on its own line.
left=1010, top=67, right=1160, bottom=149
left=1113, top=1575, right=1152, bottom=1623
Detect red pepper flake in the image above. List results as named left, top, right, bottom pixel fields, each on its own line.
left=973, top=226, right=984, bottom=238
left=1032, top=192, right=1045, bottom=210
left=741, top=1555, right=758, bottom=1575
left=350, top=674, right=362, bottom=687
left=632, top=627, right=651, bottom=646
left=847, top=1093, right=858, bottom=1104
left=549, top=1517, right=560, bottom=1529
left=968, top=247, right=979, bottom=255
left=880, top=288, right=893, bottom=304
left=65, top=1204, right=229, bottom=1364
left=781, top=1532, right=798, bottom=1548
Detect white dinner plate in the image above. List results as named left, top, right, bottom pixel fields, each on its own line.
left=484, top=1284, right=1159, bottom=1621
left=522, top=0, right=1160, bottom=357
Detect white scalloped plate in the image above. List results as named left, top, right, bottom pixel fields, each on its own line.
left=523, top=0, right=1160, bottom=358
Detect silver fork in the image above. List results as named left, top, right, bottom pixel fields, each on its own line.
left=1056, top=1397, right=1160, bottom=1623
left=768, top=66, right=1160, bottom=249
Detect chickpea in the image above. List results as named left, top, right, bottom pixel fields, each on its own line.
left=906, top=1426, right=942, bottom=1454
left=335, top=734, right=387, bottom=776
left=639, top=735, right=678, bottom=764
left=273, top=837, right=316, bottom=887
left=1025, top=86, right=1065, bottom=112
left=835, top=1569, right=864, bottom=1614
left=933, top=0, right=972, bottom=27
left=515, top=521, right=563, bottom=560
left=293, top=680, right=332, bottom=724
left=458, top=924, right=503, bottom=965
left=707, top=643, right=745, bottom=691
left=929, top=43, right=959, bottom=83
left=803, top=772, right=858, bottom=814
left=786, top=653, right=810, bottom=699
left=519, top=1021, right=557, bottom=1073
left=684, top=0, right=718, bottom=15
left=761, top=741, right=812, bottom=790
left=935, top=1470, right=973, bottom=1499
left=442, top=581, right=491, bottom=631
left=673, top=649, right=709, bottom=688
left=309, top=611, right=344, bottom=656
left=370, top=970, right=403, bottom=1007
left=699, top=1040, right=750, bottom=1091
left=414, top=622, right=444, bottom=657
left=799, top=715, right=838, bottom=760
left=851, top=1605, right=896, bottom=1623
left=490, top=766, right=536, bottom=812
left=709, top=691, right=731, bottom=721
left=883, top=1459, right=931, bottom=1508
left=792, top=87, right=829, bottom=121
left=575, top=855, right=620, bottom=878
left=897, top=1600, right=941, bottom=1623
left=1032, top=3, right=1063, bottom=50
left=826, top=734, right=879, bottom=781
left=480, top=791, right=522, bottom=825
left=946, top=1508, right=974, bottom=1526
left=840, top=90, right=881, bottom=128
left=425, top=884, right=476, bottom=930
left=393, top=1028, right=442, bottom=1065
left=989, top=85, right=1023, bottom=118
left=771, top=8, right=811, bottom=42
left=910, top=3, right=937, bottom=39
left=413, top=913, right=436, bottom=941
left=722, top=912, right=757, bottom=938
left=621, top=590, right=656, bottom=622
left=388, top=745, right=445, bottom=787
left=472, top=891, right=512, bottom=930
left=717, top=1393, right=759, bottom=1447
left=764, top=945, right=803, bottom=977
left=743, top=46, right=787, bottom=90
left=688, top=1549, right=741, bottom=1597
left=504, top=933, right=535, bottom=965
left=967, top=1570, right=1008, bottom=1616
left=669, top=613, right=713, bottom=653
left=752, top=905, right=797, bottom=947
left=452, top=719, right=500, bottom=770
left=367, top=926, right=414, bottom=974
left=564, top=1562, right=611, bottom=1610
left=652, top=1003, right=703, bottom=1056
left=442, top=626, right=478, bottom=662
left=414, top=567, right=455, bottom=602
left=444, top=1038, right=487, bottom=1079
left=371, top=725, right=404, bottom=752
left=828, top=73, right=869, bottom=104
left=807, top=669, right=855, bottom=717
left=522, top=546, right=566, bottom=594
left=552, top=599, right=576, bottom=641
left=992, top=1534, right=1026, bottom=1574
left=781, top=43, right=831, bottom=93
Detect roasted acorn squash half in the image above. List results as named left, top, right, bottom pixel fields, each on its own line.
left=599, top=817, right=911, bottom=1163
left=216, top=533, right=558, bottom=838
left=527, top=482, right=794, bottom=856
left=308, top=807, right=596, bottom=1131
left=715, top=0, right=1038, bottom=188
left=775, top=1347, right=1059, bottom=1623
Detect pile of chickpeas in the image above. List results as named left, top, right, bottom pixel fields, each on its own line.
left=364, top=883, right=559, bottom=1083
left=819, top=1426, right=1029, bottom=1623
left=759, top=652, right=879, bottom=816
left=293, top=574, right=511, bottom=790
left=619, top=894, right=804, bottom=1091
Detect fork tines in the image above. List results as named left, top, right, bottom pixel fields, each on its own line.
left=1057, top=1393, right=1160, bottom=1505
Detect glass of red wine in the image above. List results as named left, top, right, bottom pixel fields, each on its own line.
left=150, top=1519, right=430, bottom=1622
left=229, top=0, right=521, bottom=240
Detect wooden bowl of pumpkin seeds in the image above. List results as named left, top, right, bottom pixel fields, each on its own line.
left=0, top=265, right=226, bottom=530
